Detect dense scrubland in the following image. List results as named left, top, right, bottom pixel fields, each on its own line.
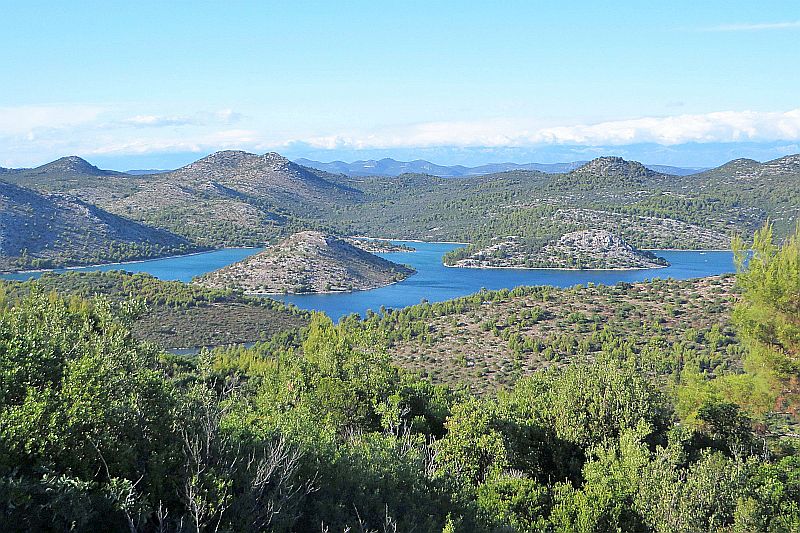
left=1, top=223, right=799, bottom=532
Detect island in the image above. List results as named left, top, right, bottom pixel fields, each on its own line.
left=195, top=230, right=415, bottom=294
left=444, top=229, right=670, bottom=270
left=345, top=237, right=415, bottom=253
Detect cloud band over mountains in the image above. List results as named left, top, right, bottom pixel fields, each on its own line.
left=1, top=105, right=800, bottom=166
left=300, top=109, right=800, bottom=150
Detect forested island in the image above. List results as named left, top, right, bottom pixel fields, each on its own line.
left=444, top=229, right=669, bottom=270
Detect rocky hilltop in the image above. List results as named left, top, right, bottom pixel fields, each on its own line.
left=695, top=155, right=800, bottom=181
left=569, top=156, right=667, bottom=181
left=446, top=229, right=669, bottom=270
left=0, top=182, right=196, bottom=271
left=196, top=231, right=415, bottom=293
left=25, top=156, right=118, bottom=178
left=99, top=151, right=363, bottom=246
left=166, top=151, right=358, bottom=200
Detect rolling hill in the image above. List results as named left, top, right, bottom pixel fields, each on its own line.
left=4, top=151, right=363, bottom=247
left=0, top=181, right=197, bottom=271
left=3, top=151, right=798, bottom=265
left=104, top=151, right=363, bottom=246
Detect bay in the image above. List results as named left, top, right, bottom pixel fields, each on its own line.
left=1, top=242, right=736, bottom=322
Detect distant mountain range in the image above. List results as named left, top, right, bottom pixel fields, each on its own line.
left=294, top=157, right=707, bottom=177
left=125, top=169, right=170, bottom=175
left=0, top=157, right=709, bottom=179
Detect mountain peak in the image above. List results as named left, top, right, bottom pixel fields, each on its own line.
left=185, top=151, right=297, bottom=174
left=698, top=158, right=764, bottom=179
left=189, top=150, right=260, bottom=169
left=34, top=156, right=110, bottom=176
left=763, top=153, right=800, bottom=175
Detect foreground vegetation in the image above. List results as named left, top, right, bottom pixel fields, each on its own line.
left=4, top=271, right=309, bottom=349
left=0, top=223, right=799, bottom=532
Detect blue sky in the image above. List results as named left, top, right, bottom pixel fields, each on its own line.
left=1, top=0, right=799, bottom=168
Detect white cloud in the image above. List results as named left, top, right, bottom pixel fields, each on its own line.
left=121, top=109, right=243, bottom=128
left=291, top=109, right=800, bottom=150
left=123, top=114, right=195, bottom=127
left=700, top=21, right=800, bottom=32
left=215, top=109, right=243, bottom=124
left=3, top=103, right=800, bottom=166
left=83, top=129, right=261, bottom=156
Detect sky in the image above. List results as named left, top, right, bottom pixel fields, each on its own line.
left=1, top=0, right=799, bottom=169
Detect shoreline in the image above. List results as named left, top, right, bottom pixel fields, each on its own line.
left=1, top=246, right=260, bottom=276
left=355, top=236, right=470, bottom=245
left=223, top=276, right=412, bottom=297
left=641, top=248, right=733, bottom=252
left=1, top=242, right=734, bottom=277
left=442, top=262, right=670, bottom=272
left=197, top=268, right=417, bottom=297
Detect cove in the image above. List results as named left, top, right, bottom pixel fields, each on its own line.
left=274, top=241, right=736, bottom=320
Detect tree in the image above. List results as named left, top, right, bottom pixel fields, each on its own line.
left=733, top=223, right=800, bottom=419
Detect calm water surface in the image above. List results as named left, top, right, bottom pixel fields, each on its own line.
left=275, top=242, right=735, bottom=320
left=0, top=248, right=264, bottom=282
left=2, top=242, right=735, bottom=321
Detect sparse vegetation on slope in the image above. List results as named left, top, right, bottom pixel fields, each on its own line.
left=346, top=275, right=738, bottom=392
left=2, top=270, right=309, bottom=349
left=0, top=182, right=199, bottom=271
left=196, top=231, right=415, bottom=294
left=5, top=152, right=798, bottom=259
left=444, top=229, right=669, bottom=269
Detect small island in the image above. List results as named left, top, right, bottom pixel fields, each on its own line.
left=344, top=237, right=415, bottom=253
left=444, top=229, right=670, bottom=270
left=195, top=231, right=415, bottom=294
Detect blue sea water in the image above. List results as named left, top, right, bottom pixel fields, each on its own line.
left=2, top=242, right=735, bottom=321
left=276, top=242, right=735, bottom=320
left=0, top=248, right=264, bottom=282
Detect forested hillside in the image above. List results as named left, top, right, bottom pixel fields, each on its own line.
left=1, top=223, right=799, bottom=532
